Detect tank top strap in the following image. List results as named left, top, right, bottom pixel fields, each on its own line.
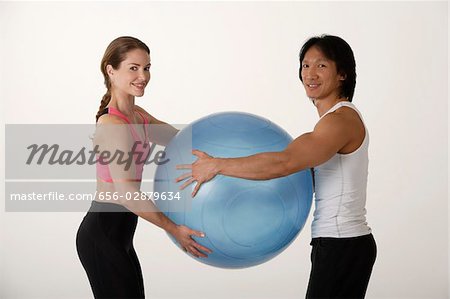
left=135, top=110, right=149, bottom=143
left=338, top=101, right=366, bottom=125
left=100, top=107, right=148, bottom=143
left=135, top=110, right=148, bottom=125
left=107, top=106, right=147, bottom=142
left=108, top=107, right=131, bottom=124
left=108, top=106, right=149, bottom=125
left=319, top=101, right=364, bottom=123
left=319, top=101, right=345, bottom=120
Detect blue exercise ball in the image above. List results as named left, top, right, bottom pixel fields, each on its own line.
left=154, top=112, right=313, bottom=269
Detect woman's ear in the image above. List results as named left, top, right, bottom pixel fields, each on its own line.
left=339, top=73, right=347, bottom=81
left=106, top=65, right=114, bottom=77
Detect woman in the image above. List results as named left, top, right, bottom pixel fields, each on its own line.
left=76, top=36, right=211, bottom=299
left=177, top=35, right=376, bottom=298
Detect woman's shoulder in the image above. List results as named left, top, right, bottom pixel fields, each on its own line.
left=97, top=112, right=128, bottom=125
left=134, top=104, right=150, bottom=117
left=135, top=104, right=159, bottom=124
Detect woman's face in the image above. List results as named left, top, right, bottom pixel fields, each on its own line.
left=108, top=48, right=151, bottom=98
left=300, top=46, right=344, bottom=101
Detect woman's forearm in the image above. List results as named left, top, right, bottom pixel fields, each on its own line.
left=114, top=190, right=177, bottom=234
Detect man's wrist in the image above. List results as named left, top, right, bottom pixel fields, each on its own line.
left=215, top=158, right=225, bottom=175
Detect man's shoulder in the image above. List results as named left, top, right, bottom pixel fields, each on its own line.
left=324, top=106, right=361, bottom=129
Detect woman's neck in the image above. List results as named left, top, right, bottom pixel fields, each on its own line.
left=108, top=92, right=135, bottom=117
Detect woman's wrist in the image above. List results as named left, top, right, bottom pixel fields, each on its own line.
left=164, top=219, right=178, bottom=235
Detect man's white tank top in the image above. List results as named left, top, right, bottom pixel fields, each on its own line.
left=311, top=101, right=372, bottom=238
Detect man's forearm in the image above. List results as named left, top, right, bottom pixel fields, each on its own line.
left=216, top=151, right=291, bottom=180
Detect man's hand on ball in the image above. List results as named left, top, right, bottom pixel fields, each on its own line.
left=176, top=150, right=220, bottom=197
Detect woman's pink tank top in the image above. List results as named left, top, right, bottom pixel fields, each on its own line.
left=96, top=107, right=149, bottom=182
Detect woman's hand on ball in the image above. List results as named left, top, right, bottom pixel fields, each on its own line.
left=171, top=225, right=212, bottom=258
left=176, top=150, right=220, bottom=197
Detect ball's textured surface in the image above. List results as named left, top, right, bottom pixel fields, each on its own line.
left=154, top=112, right=313, bottom=268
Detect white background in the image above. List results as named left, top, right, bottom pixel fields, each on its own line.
left=0, top=1, right=448, bottom=298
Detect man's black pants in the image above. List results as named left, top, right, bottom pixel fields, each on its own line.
left=306, top=233, right=377, bottom=299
